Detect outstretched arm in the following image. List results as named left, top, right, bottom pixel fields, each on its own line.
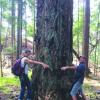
left=25, top=59, right=49, bottom=69
left=61, top=65, right=77, bottom=71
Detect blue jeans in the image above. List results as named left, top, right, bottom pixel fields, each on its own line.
left=19, top=74, right=31, bottom=100
left=70, top=81, right=83, bottom=96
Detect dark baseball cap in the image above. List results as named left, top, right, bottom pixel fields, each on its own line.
left=22, top=49, right=31, bottom=53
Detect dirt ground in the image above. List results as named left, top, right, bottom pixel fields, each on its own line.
left=1, top=67, right=100, bottom=100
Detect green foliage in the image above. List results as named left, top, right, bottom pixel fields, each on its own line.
left=2, top=11, right=11, bottom=21
left=27, top=23, right=35, bottom=37
left=83, top=83, right=97, bottom=99
left=73, top=7, right=84, bottom=51
left=0, top=77, right=19, bottom=93
left=0, top=0, right=8, bottom=10
left=73, top=0, right=100, bottom=65
left=4, top=46, right=16, bottom=54
left=89, top=0, right=100, bottom=65
left=0, top=34, right=5, bottom=44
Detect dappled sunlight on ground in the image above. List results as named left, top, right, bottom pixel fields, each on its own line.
left=83, top=75, right=100, bottom=100
left=1, top=67, right=14, bottom=77
left=1, top=67, right=100, bottom=100
left=85, top=77, right=100, bottom=87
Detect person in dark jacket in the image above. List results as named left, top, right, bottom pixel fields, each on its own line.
left=61, top=56, right=87, bottom=100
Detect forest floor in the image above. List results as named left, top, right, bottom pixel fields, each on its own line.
left=1, top=67, right=100, bottom=100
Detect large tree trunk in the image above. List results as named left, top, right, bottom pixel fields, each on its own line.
left=83, top=0, right=90, bottom=75
left=32, top=0, right=73, bottom=100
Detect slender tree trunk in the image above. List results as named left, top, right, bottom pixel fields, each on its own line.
left=83, top=0, right=90, bottom=75
left=24, top=1, right=27, bottom=48
left=0, top=1, right=3, bottom=77
left=32, top=0, right=73, bottom=100
left=11, top=0, right=15, bottom=65
left=33, top=0, right=36, bottom=53
left=22, top=0, right=27, bottom=49
left=17, top=0, right=23, bottom=59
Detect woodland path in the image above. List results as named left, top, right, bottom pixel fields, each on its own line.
left=1, top=67, right=100, bottom=100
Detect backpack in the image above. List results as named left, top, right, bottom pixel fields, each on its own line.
left=11, top=58, right=25, bottom=76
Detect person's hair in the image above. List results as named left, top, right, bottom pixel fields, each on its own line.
left=79, top=56, right=86, bottom=60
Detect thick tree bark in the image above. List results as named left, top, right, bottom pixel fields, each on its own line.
left=32, top=0, right=73, bottom=100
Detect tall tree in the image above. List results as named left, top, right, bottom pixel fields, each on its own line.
left=17, top=0, right=23, bottom=59
left=32, top=0, right=73, bottom=100
left=0, top=0, right=3, bottom=77
left=83, top=0, right=90, bottom=75
left=11, top=0, right=15, bottom=65
left=24, top=1, right=27, bottom=48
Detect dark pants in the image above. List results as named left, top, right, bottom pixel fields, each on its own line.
left=19, top=74, right=31, bottom=100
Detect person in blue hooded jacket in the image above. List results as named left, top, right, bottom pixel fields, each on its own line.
left=61, top=56, right=87, bottom=100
